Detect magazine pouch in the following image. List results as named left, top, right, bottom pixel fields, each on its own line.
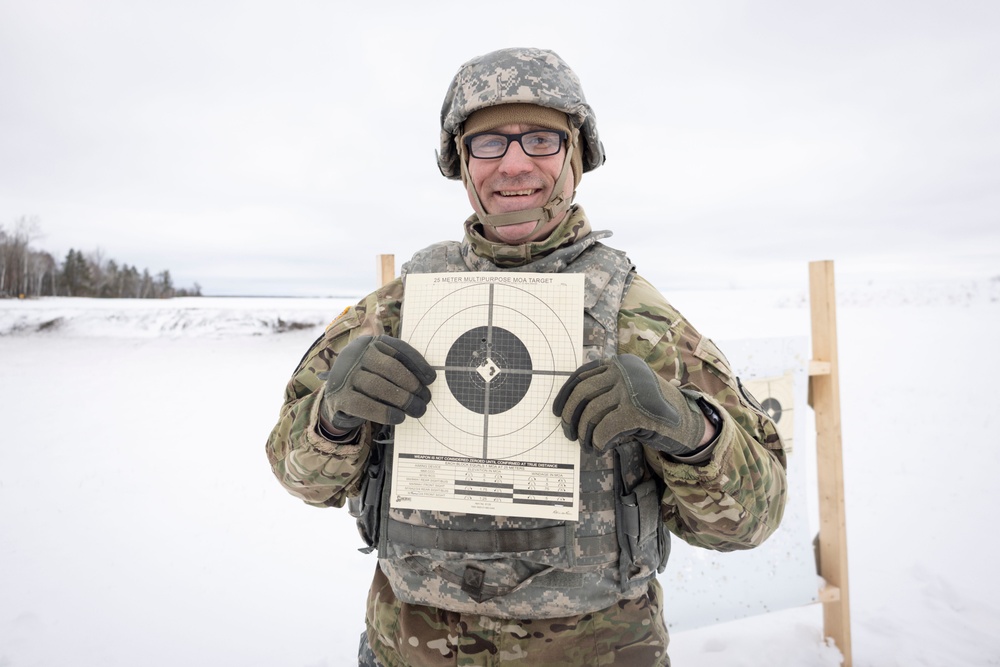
left=614, top=441, right=668, bottom=587
left=348, top=427, right=392, bottom=554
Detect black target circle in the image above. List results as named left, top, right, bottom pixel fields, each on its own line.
left=444, top=325, right=532, bottom=415
left=761, top=397, right=783, bottom=423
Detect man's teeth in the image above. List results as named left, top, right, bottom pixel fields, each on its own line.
left=499, top=190, right=535, bottom=196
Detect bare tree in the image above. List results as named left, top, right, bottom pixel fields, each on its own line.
left=27, top=250, right=56, bottom=297
left=0, top=225, right=7, bottom=296
left=87, top=248, right=108, bottom=297
left=0, top=215, right=43, bottom=297
left=139, top=268, right=152, bottom=298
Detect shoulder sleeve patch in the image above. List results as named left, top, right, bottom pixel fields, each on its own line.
left=330, top=306, right=350, bottom=325
left=325, top=305, right=361, bottom=338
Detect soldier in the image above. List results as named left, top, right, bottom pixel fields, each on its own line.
left=266, top=47, right=787, bottom=666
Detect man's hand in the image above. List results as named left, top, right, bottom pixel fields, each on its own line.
left=553, top=354, right=709, bottom=457
left=320, top=335, right=437, bottom=433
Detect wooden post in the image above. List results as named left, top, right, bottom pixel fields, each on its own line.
left=377, top=254, right=395, bottom=287
left=808, top=260, right=852, bottom=666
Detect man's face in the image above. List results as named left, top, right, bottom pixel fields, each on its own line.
left=466, top=123, right=575, bottom=245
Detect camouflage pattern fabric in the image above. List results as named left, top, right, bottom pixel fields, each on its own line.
left=264, top=206, right=787, bottom=664
left=359, top=630, right=383, bottom=667
left=364, top=563, right=670, bottom=667
left=438, top=47, right=604, bottom=180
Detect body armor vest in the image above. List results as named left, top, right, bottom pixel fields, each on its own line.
left=356, top=232, right=669, bottom=618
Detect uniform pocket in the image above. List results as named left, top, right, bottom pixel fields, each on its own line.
left=692, top=336, right=734, bottom=383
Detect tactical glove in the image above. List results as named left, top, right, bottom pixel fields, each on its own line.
left=320, top=335, right=437, bottom=432
left=553, top=354, right=708, bottom=457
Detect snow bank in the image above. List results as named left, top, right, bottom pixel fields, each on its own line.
left=3, top=276, right=994, bottom=339
left=0, top=296, right=358, bottom=338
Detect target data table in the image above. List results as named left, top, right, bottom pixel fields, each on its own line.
left=394, top=453, right=576, bottom=518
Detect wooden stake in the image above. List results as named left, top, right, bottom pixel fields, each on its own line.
left=377, top=254, right=395, bottom=287
left=809, top=260, right=852, bottom=666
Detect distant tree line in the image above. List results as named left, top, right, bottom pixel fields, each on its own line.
left=1, top=216, right=202, bottom=299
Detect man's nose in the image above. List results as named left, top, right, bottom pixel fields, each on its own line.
left=497, top=140, right=535, bottom=175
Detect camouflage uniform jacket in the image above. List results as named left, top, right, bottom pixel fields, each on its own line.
left=266, top=207, right=788, bottom=666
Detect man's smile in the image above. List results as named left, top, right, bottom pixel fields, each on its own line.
left=497, top=189, right=540, bottom=197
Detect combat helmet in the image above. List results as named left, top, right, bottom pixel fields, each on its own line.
left=437, top=47, right=605, bottom=237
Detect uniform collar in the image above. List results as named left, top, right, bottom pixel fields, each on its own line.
left=462, top=205, right=595, bottom=268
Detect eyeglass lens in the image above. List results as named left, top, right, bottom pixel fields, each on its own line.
left=467, top=131, right=563, bottom=159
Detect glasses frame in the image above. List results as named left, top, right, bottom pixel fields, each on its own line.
left=464, top=130, right=568, bottom=160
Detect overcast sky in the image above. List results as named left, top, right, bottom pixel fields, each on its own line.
left=2, top=1, right=998, bottom=296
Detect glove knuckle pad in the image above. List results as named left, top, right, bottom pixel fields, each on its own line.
left=375, top=336, right=437, bottom=385
left=615, top=354, right=680, bottom=427
left=359, top=374, right=410, bottom=408
left=326, top=335, right=374, bottom=392
left=362, top=353, right=422, bottom=393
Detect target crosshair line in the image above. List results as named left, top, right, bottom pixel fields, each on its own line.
left=424, top=283, right=575, bottom=459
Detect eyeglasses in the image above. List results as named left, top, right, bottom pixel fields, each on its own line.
left=464, top=130, right=567, bottom=159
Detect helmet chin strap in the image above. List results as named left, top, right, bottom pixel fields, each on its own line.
left=461, top=138, right=577, bottom=240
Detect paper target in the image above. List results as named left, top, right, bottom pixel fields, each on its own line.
left=392, top=272, right=584, bottom=520
left=741, top=372, right=795, bottom=452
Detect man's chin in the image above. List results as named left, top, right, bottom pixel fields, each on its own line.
left=491, top=220, right=539, bottom=244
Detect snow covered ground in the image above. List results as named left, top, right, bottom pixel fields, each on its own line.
left=2, top=277, right=999, bottom=666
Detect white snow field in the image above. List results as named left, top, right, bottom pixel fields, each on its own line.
left=2, top=277, right=999, bottom=666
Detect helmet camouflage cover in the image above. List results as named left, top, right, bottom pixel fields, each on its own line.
left=437, top=47, right=605, bottom=179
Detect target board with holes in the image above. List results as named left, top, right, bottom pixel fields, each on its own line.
left=391, top=272, right=584, bottom=520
